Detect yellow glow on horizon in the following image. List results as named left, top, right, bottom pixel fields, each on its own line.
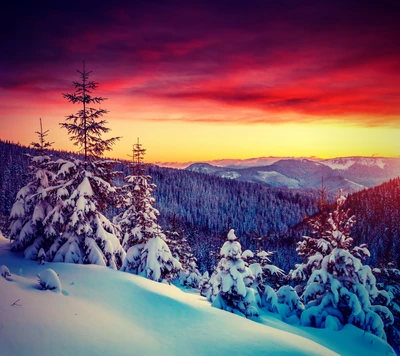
left=2, top=105, right=399, bottom=163
left=106, top=120, right=400, bottom=163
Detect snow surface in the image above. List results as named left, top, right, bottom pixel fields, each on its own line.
left=220, top=171, right=241, bottom=179
left=0, top=233, right=394, bottom=356
left=321, top=157, right=387, bottom=170
left=256, top=171, right=300, bottom=188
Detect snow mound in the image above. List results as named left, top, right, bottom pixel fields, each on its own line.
left=37, top=268, right=62, bottom=293
left=0, top=237, right=394, bottom=356
left=1, top=265, right=11, bottom=279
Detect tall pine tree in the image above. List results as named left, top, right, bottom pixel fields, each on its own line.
left=46, top=63, right=125, bottom=268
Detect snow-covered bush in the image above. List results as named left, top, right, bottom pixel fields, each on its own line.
left=211, top=229, right=259, bottom=318
left=37, top=269, right=62, bottom=293
left=1, top=265, right=11, bottom=279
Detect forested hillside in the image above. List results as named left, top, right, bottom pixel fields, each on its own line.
left=2, top=139, right=399, bottom=271
left=0, top=140, right=318, bottom=271
left=288, top=178, right=400, bottom=269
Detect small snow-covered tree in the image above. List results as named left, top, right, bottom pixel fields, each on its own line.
left=247, top=250, right=285, bottom=314
left=45, top=63, right=124, bottom=269
left=119, top=141, right=180, bottom=282
left=211, top=229, right=259, bottom=317
left=9, top=119, right=57, bottom=260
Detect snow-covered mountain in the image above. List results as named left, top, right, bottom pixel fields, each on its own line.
left=185, top=157, right=400, bottom=193
left=0, top=234, right=394, bottom=356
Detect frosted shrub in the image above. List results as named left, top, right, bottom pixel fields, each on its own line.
left=37, top=269, right=62, bottom=293
left=1, top=265, right=11, bottom=279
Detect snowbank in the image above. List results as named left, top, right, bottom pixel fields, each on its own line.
left=0, top=237, right=394, bottom=356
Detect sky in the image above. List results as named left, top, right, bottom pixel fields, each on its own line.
left=1, top=0, right=400, bottom=163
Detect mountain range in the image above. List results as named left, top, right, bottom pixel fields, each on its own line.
left=184, top=157, right=400, bottom=193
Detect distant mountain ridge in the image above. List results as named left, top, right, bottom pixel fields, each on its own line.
left=185, top=157, right=400, bottom=193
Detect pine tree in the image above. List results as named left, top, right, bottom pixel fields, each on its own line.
left=211, top=229, right=259, bottom=317
left=119, top=141, right=181, bottom=282
left=9, top=119, right=57, bottom=260
left=291, top=190, right=364, bottom=287
left=45, top=63, right=125, bottom=269
left=61, top=61, right=119, bottom=160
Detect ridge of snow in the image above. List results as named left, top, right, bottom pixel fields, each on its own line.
left=321, top=158, right=387, bottom=170
left=0, top=234, right=394, bottom=356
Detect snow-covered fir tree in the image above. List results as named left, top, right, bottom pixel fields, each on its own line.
left=119, top=140, right=181, bottom=282
left=293, top=191, right=393, bottom=339
left=211, top=229, right=259, bottom=317
left=9, top=119, right=57, bottom=260
left=44, top=63, right=125, bottom=268
left=291, top=190, right=367, bottom=289
left=245, top=249, right=285, bottom=313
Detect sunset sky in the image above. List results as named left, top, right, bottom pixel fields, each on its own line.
left=1, top=1, right=400, bottom=163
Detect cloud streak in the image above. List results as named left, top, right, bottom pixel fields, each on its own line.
left=1, top=0, right=400, bottom=128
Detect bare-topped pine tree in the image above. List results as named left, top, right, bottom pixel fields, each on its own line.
left=61, top=61, right=120, bottom=160
left=128, top=138, right=146, bottom=175
left=116, top=140, right=181, bottom=282
left=30, top=118, right=54, bottom=152
left=9, top=119, right=57, bottom=261
left=44, top=63, right=125, bottom=268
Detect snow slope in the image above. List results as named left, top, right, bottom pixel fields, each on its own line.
left=0, top=234, right=394, bottom=356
